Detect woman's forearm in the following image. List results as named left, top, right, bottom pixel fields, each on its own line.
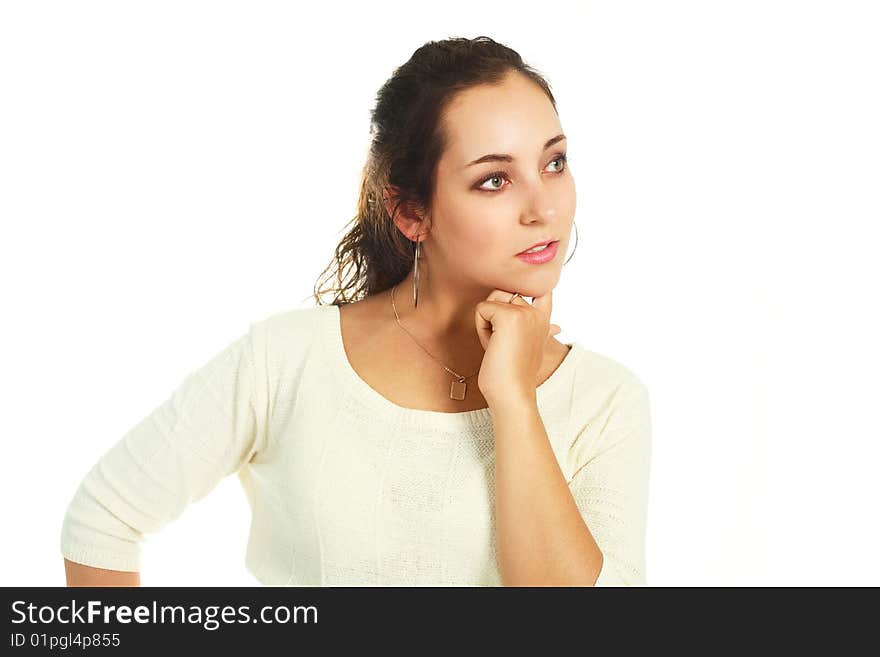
left=491, top=394, right=603, bottom=586
left=64, top=558, right=140, bottom=587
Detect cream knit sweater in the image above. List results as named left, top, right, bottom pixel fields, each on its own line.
left=60, top=304, right=652, bottom=586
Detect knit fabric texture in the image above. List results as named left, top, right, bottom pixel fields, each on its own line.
left=60, top=304, right=652, bottom=586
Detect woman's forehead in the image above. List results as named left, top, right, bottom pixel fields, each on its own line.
left=441, top=84, right=561, bottom=169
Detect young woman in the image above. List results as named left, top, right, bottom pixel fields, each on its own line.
left=61, top=36, right=652, bottom=587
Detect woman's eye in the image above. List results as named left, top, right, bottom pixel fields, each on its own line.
left=548, top=154, right=567, bottom=172
left=476, top=154, right=568, bottom=192
left=479, top=174, right=506, bottom=192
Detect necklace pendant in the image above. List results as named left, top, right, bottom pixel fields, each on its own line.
left=450, top=378, right=467, bottom=400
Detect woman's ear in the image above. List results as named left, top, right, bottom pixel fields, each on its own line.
left=385, top=186, right=429, bottom=241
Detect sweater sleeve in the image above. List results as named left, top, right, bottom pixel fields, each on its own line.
left=60, top=323, right=268, bottom=573
left=567, top=377, right=652, bottom=586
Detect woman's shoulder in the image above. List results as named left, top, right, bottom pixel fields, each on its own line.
left=254, top=303, right=332, bottom=333
left=571, top=344, right=650, bottom=398
left=248, top=303, right=336, bottom=364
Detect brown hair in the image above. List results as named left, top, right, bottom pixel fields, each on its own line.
left=305, top=36, right=558, bottom=307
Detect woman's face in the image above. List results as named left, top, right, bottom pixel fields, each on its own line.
left=426, top=71, right=577, bottom=298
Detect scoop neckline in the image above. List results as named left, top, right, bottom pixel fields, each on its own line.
left=324, top=302, right=583, bottom=431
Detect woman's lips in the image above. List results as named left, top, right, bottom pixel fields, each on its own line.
left=515, top=240, right=559, bottom=264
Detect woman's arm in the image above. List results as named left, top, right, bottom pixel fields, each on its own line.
left=566, top=378, right=653, bottom=585
left=60, top=323, right=270, bottom=583
left=64, top=558, right=140, bottom=587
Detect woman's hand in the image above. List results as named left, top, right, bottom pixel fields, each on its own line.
left=474, top=288, right=560, bottom=407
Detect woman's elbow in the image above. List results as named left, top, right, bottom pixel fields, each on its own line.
left=63, top=558, right=140, bottom=587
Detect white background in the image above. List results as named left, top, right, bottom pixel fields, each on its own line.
left=2, top=1, right=878, bottom=586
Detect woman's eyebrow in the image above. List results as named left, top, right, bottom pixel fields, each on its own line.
left=464, top=134, right=566, bottom=168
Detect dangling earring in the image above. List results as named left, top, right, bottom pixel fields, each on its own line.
left=413, top=238, right=420, bottom=308
left=563, top=220, right=579, bottom=265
